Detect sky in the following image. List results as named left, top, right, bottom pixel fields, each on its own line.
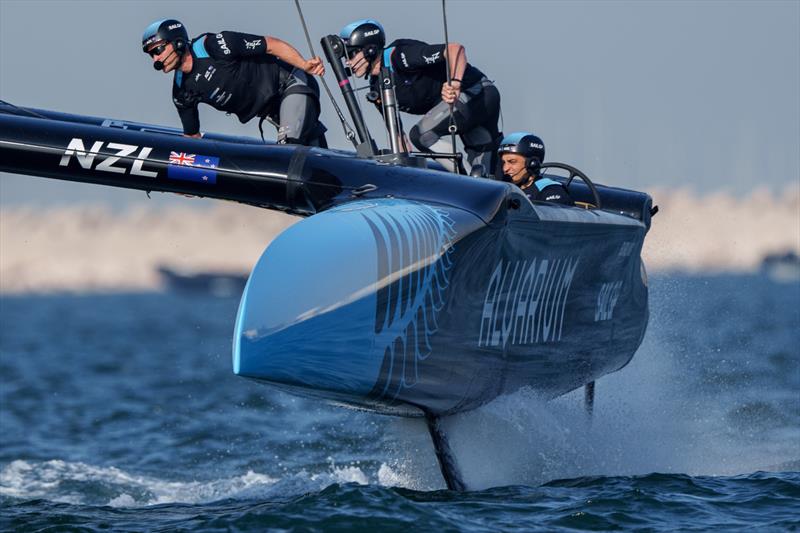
left=1, top=0, right=798, bottom=207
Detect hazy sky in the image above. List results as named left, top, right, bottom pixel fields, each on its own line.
left=1, top=0, right=798, bottom=207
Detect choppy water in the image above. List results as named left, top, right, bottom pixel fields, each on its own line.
left=1, top=274, right=798, bottom=531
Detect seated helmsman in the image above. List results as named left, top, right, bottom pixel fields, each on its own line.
left=497, top=132, right=574, bottom=205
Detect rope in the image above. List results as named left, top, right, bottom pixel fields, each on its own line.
left=293, top=0, right=358, bottom=147
left=441, top=0, right=460, bottom=173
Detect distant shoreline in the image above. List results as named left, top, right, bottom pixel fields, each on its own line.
left=2, top=187, right=798, bottom=294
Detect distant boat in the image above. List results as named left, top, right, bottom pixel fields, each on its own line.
left=157, top=266, right=248, bottom=297
left=760, top=251, right=800, bottom=283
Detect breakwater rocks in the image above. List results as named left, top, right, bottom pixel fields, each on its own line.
left=1, top=187, right=798, bottom=293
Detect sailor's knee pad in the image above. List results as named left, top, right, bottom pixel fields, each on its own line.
left=409, top=124, right=421, bottom=150
left=409, top=123, right=442, bottom=151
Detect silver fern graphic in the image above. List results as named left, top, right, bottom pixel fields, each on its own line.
left=361, top=203, right=456, bottom=401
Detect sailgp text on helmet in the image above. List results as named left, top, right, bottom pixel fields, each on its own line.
left=339, top=19, right=385, bottom=62
left=498, top=132, right=546, bottom=176
left=142, top=19, right=189, bottom=60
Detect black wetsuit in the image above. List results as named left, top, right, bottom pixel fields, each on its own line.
left=524, top=177, right=575, bottom=206
left=172, top=31, right=326, bottom=145
left=368, top=39, right=501, bottom=173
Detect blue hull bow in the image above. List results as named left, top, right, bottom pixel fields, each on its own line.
left=235, top=196, right=649, bottom=417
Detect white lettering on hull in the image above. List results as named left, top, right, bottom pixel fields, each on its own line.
left=478, top=257, right=580, bottom=347
left=59, top=138, right=157, bottom=177
left=595, top=281, right=623, bottom=322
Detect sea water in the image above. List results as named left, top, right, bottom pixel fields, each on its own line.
left=1, top=274, right=798, bottom=531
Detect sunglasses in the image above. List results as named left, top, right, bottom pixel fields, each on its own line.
left=348, top=45, right=380, bottom=62
left=148, top=43, right=169, bottom=58
left=346, top=47, right=361, bottom=60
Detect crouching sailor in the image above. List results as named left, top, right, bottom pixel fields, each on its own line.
left=498, top=133, right=574, bottom=205
left=339, top=19, right=502, bottom=175
left=142, top=19, right=328, bottom=146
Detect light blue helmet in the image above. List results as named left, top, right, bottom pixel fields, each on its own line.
left=142, top=19, right=188, bottom=53
left=498, top=132, right=545, bottom=164
left=339, top=19, right=385, bottom=60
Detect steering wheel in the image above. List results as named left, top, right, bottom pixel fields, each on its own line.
left=539, top=162, right=602, bottom=210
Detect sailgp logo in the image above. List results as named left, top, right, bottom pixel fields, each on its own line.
left=478, top=257, right=580, bottom=348
left=215, top=33, right=230, bottom=55
left=595, top=281, right=622, bottom=322
left=59, top=138, right=157, bottom=177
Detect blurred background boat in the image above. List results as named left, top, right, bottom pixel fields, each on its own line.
left=760, top=251, right=800, bottom=283
left=157, top=265, right=248, bottom=297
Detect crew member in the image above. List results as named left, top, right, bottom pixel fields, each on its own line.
left=339, top=19, right=501, bottom=175
left=142, top=19, right=328, bottom=146
left=498, top=133, right=574, bottom=205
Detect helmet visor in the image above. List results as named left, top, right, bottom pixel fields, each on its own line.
left=146, top=42, right=168, bottom=57
left=345, top=45, right=362, bottom=60
left=497, top=143, right=522, bottom=155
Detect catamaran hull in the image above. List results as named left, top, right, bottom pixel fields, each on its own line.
left=1, top=101, right=655, bottom=490
left=0, top=103, right=652, bottom=418
left=234, top=197, right=648, bottom=417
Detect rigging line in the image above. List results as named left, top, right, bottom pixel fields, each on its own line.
left=441, top=0, right=460, bottom=173
left=292, top=0, right=358, bottom=147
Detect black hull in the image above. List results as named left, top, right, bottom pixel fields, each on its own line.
left=234, top=196, right=649, bottom=416
left=1, top=102, right=654, bottom=417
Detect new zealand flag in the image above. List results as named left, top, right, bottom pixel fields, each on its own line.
left=167, top=152, right=219, bottom=184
